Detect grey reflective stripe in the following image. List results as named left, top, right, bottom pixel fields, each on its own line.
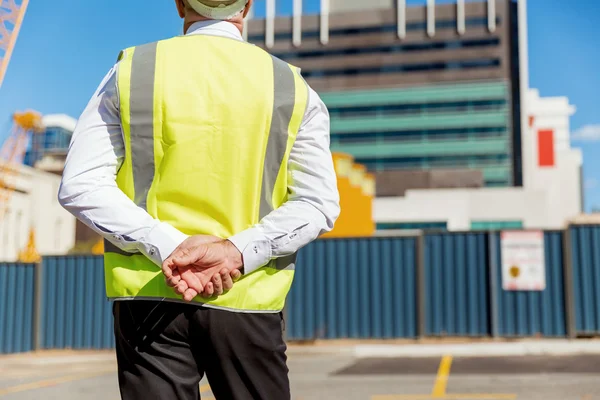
left=104, top=240, right=136, bottom=257
left=275, top=253, right=297, bottom=271
left=106, top=42, right=157, bottom=256
left=130, top=42, right=158, bottom=210
left=259, top=57, right=297, bottom=220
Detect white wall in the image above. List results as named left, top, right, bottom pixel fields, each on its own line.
left=0, top=164, right=75, bottom=261
left=527, top=89, right=575, bottom=152
left=375, top=188, right=550, bottom=230
left=374, top=88, right=583, bottom=231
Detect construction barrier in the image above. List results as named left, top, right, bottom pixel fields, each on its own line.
left=287, top=237, right=418, bottom=340
left=569, top=225, right=600, bottom=336
left=4, top=226, right=600, bottom=353
left=41, top=256, right=114, bottom=350
left=493, top=231, right=567, bottom=337
left=0, top=263, right=35, bottom=354
left=425, top=233, right=490, bottom=337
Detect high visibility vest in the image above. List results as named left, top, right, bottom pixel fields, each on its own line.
left=103, top=35, right=309, bottom=312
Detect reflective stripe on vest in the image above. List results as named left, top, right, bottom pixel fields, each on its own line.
left=104, top=35, right=308, bottom=312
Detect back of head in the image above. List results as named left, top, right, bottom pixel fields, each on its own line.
left=186, top=0, right=249, bottom=20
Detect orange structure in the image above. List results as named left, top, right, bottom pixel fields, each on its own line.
left=0, top=0, right=30, bottom=89
left=323, top=153, right=375, bottom=238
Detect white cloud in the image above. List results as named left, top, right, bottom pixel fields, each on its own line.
left=586, top=178, right=599, bottom=190
left=573, top=125, right=600, bottom=141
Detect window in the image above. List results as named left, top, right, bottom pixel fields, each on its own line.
left=328, top=99, right=507, bottom=119
left=302, top=59, right=501, bottom=79
left=248, top=17, right=498, bottom=42
left=23, top=127, right=73, bottom=167
left=359, top=154, right=510, bottom=168
left=377, top=222, right=448, bottom=231
left=273, top=38, right=500, bottom=60
left=332, top=127, right=508, bottom=144
left=470, top=221, right=523, bottom=231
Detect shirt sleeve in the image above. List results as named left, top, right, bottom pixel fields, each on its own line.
left=228, top=86, right=341, bottom=275
left=58, top=66, right=188, bottom=266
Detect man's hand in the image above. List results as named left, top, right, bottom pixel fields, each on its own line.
left=162, top=237, right=243, bottom=302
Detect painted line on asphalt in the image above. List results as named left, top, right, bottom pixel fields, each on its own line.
left=200, top=384, right=211, bottom=393
left=432, top=355, right=453, bottom=398
left=0, top=369, right=115, bottom=397
left=372, top=395, right=517, bottom=400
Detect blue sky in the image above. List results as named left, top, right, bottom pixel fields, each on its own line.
left=1, top=0, right=598, bottom=208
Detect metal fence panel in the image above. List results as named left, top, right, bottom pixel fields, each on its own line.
left=41, top=256, right=114, bottom=350
left=570, top=225, right=600, bottom=335
left=494, top=232, right=566, bottom=337
left=425, top=233, right=490, bottom=336
left=0, top=263, right=35, bottom=354
left=287, top=237, right=418, bottom=340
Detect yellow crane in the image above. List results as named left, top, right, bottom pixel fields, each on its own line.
left=0, top=1, right=41, bottom=262
left=0, top=111, right=44, bottom=262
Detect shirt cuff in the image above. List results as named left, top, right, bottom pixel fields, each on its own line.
left=228, top=227, right=271, bottom=275
left=140, top=222, right=189, bottom=266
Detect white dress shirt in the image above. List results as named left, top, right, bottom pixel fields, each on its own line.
left=58, top=21, right=340, bottom=275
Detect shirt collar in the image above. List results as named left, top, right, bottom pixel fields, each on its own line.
left=186, top=20, right=244, bottom=42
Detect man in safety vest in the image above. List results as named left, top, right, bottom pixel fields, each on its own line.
left=58, top=0, right=340, bottom=399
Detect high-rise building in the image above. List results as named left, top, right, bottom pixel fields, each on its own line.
left=248, top=0, right=527, bottom=189
left=248, top=0, right=583, bottom=231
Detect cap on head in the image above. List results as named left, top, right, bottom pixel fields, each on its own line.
left=186, top=0, right=249, bottom=20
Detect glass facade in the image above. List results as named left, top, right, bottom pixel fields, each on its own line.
left=470, top=220, right=523, bottom=230
left=247, top=1, right=523, bottom=190
left=23, top=127, right=72, bottom=167
left=249, top=17, right=496, bottom=43
left=377, top=222, right=448, bottom=231
left=323, top=81, right=514, bottom=186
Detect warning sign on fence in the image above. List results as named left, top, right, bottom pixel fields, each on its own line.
left=501, top=230, right=546, bottom=291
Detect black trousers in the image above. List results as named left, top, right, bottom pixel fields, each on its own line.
left=113, top=300, right=290, bottom=400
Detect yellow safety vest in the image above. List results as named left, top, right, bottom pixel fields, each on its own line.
left=103, top=35, right=308, bottom=312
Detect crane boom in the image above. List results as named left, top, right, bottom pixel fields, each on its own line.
left=0, top=0, right=29, bottom=89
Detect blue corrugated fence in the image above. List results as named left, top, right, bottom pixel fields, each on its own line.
left=425, top=233, right=490, bottom=337
left=287, top=237, right=418, bottom=340
left=0, top=263, right=35, bottom=354
left=5, top=226, right=600, bottom=354
left=41, top=256, right=114, bottom=350
left=570, top=225, right=600, bottom=336
left=494, top=231, right=567, bottom=337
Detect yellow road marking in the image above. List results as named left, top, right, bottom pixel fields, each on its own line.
left=442, top=395, right=517, bottom=399
left=372, top=395, right=517, bottom=400
left=432, top=355, right=453, bottom=398
left=0, top=369, right=115, bottom=397
left=200, top=384, right=211, bottom=393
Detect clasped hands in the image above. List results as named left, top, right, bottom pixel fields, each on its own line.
left=162, top=235, right=244, bottom=302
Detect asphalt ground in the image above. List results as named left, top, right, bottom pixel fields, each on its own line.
left=1, top=350, right=600, bottom=400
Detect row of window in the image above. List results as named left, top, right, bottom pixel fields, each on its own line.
left=24, top=127, right=72, bottom=167
left=376, top=222, right=448, bottom=231
left=249, top=17, right=499, bottom=43
left=329, top=99, right=507, bottom=118
left=303, top=59, right=501, bottom=78
left=273, top=38, right=500, bottom=60
left=357, top=154, right=511, bottom=168
left=331, top=126, right=508, bottom=142
left=376, top=220, right=523, bottom=231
